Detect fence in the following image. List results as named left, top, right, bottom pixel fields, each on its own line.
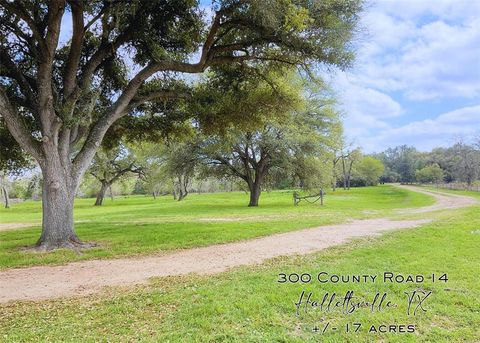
left=430, top=183, right=480, bottom=192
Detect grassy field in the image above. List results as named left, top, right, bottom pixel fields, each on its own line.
left=0, top=185, right=433, bottom=269
left=0, top=188, right=478, bottom=342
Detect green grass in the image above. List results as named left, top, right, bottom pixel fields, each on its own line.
left=0, top=185, right=434, bottom=269
left=1, top=195, right=478, bottom=342
left=419, top=185, right=480, bottom=200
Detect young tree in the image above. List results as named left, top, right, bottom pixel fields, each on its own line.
left=0, top=0, right=362, bottom=249
left=354, top=156, right=384, bottom=186
left=332, top=150, right=342, bottom=192
left=340, top=147, right=361, bottom=190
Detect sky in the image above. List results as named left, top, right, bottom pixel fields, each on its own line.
left=330, top=0, right=480, bottom=152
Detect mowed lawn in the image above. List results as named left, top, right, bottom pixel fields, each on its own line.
left=0, top=186, right=433, bottom=269
left=1, top=190, right=478, bottom=342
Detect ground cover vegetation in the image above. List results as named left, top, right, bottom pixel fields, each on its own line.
left=0, top=190, right=477, bottom=342
left=0, top=185, right=434, bottom=269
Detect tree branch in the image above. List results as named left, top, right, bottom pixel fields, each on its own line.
left=128, top=89, right=190, bottom=109
left=0, top=89, right=43, bottom=162
left=214, top=156, right=248, bottom=182
left=0, top=1, right=46, bottom=51
left=0, top=49, right=36, bottom=106
left=63, top=0, right=85, bottom=98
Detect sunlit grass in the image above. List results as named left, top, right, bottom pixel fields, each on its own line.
left=0, top=185, right=434, bottom=269
left=1, top=195, right=478, bottom=342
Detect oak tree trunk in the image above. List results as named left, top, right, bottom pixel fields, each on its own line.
left=109, top=185, right=114, bottom=201
left=248, top=182, right=261, bottom=207
left=2, top=185, right=9, bottom=209
left=95, top=182, right=109, bottom=206
left=179, top=176, right=188, bottom=201
left=37, top=162, right=81, bottom=250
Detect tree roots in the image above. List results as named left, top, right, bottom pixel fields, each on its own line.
left=28, top=236, right=98, bottom=253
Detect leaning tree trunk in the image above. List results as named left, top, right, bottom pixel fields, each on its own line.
left=177, top=175, right=189, bottom=201
left=248, top=181, right=262, bottom=207
left=332, top=168, right=337, bottom=192
left=0, top=174, right=9, bottom=208
left=109, top=185, right=114, bottom=201
left=37, top=159, right=81, bottom=250
left=95, top=182, right=109, bottom=206
left=2, top=185, right=9, bottom=209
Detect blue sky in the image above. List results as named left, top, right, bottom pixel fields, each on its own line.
left=330, top=0, right=480, bottom=152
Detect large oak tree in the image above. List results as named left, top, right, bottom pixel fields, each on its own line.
left=199, top=69, right=342, bottom=206
left=0, top=0, right=362, bottom=249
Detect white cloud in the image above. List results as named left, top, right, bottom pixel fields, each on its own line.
left=332, top=0, right=480, bottom=151
left=329, top=72, right=401, bottom=144
left=353, top=15, right=480, bottom=100
left=359, top=105, right=480, bottom=152
left=373, top=0, right=480, bottom=22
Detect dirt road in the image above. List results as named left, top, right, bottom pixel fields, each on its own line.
left=0, top=186, right=476, bottom=303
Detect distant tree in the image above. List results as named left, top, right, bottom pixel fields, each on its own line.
left=90, top=144, right=144, bottom=206
left=0, top=120, right=33, bottom=208
left=341, top=148, right=362, bottom=190
left=379, top=169, right=400, bottom=184
left=166, top=140, right=201, bottom=201
left=135, top=137, right=200, bottom=201
left=415, top=164, right=444, bottom=184
left=378, top=145, right=418, bottom=184
left=354, top=156, right=384, bottom=186
left=426, top=147, right=455, bottom=182
left=450, top=142, right=479, bottom=185
left=0, top=172, right=9, bottom=209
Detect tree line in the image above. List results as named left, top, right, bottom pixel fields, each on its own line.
left=373, top=142, right=480, bottom=186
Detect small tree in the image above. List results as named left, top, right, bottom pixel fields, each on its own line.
left=415, top=164, right=444, bottom=184
left=90, top=144, right=143, bottom=206
left=340, top=147, right=361, bottom=190
left=135, top=137, right=200, bottom=201
left=354, top=156, right=384, bottom=186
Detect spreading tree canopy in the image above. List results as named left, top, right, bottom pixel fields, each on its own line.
left=198, top=67, right=342, bottom=206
